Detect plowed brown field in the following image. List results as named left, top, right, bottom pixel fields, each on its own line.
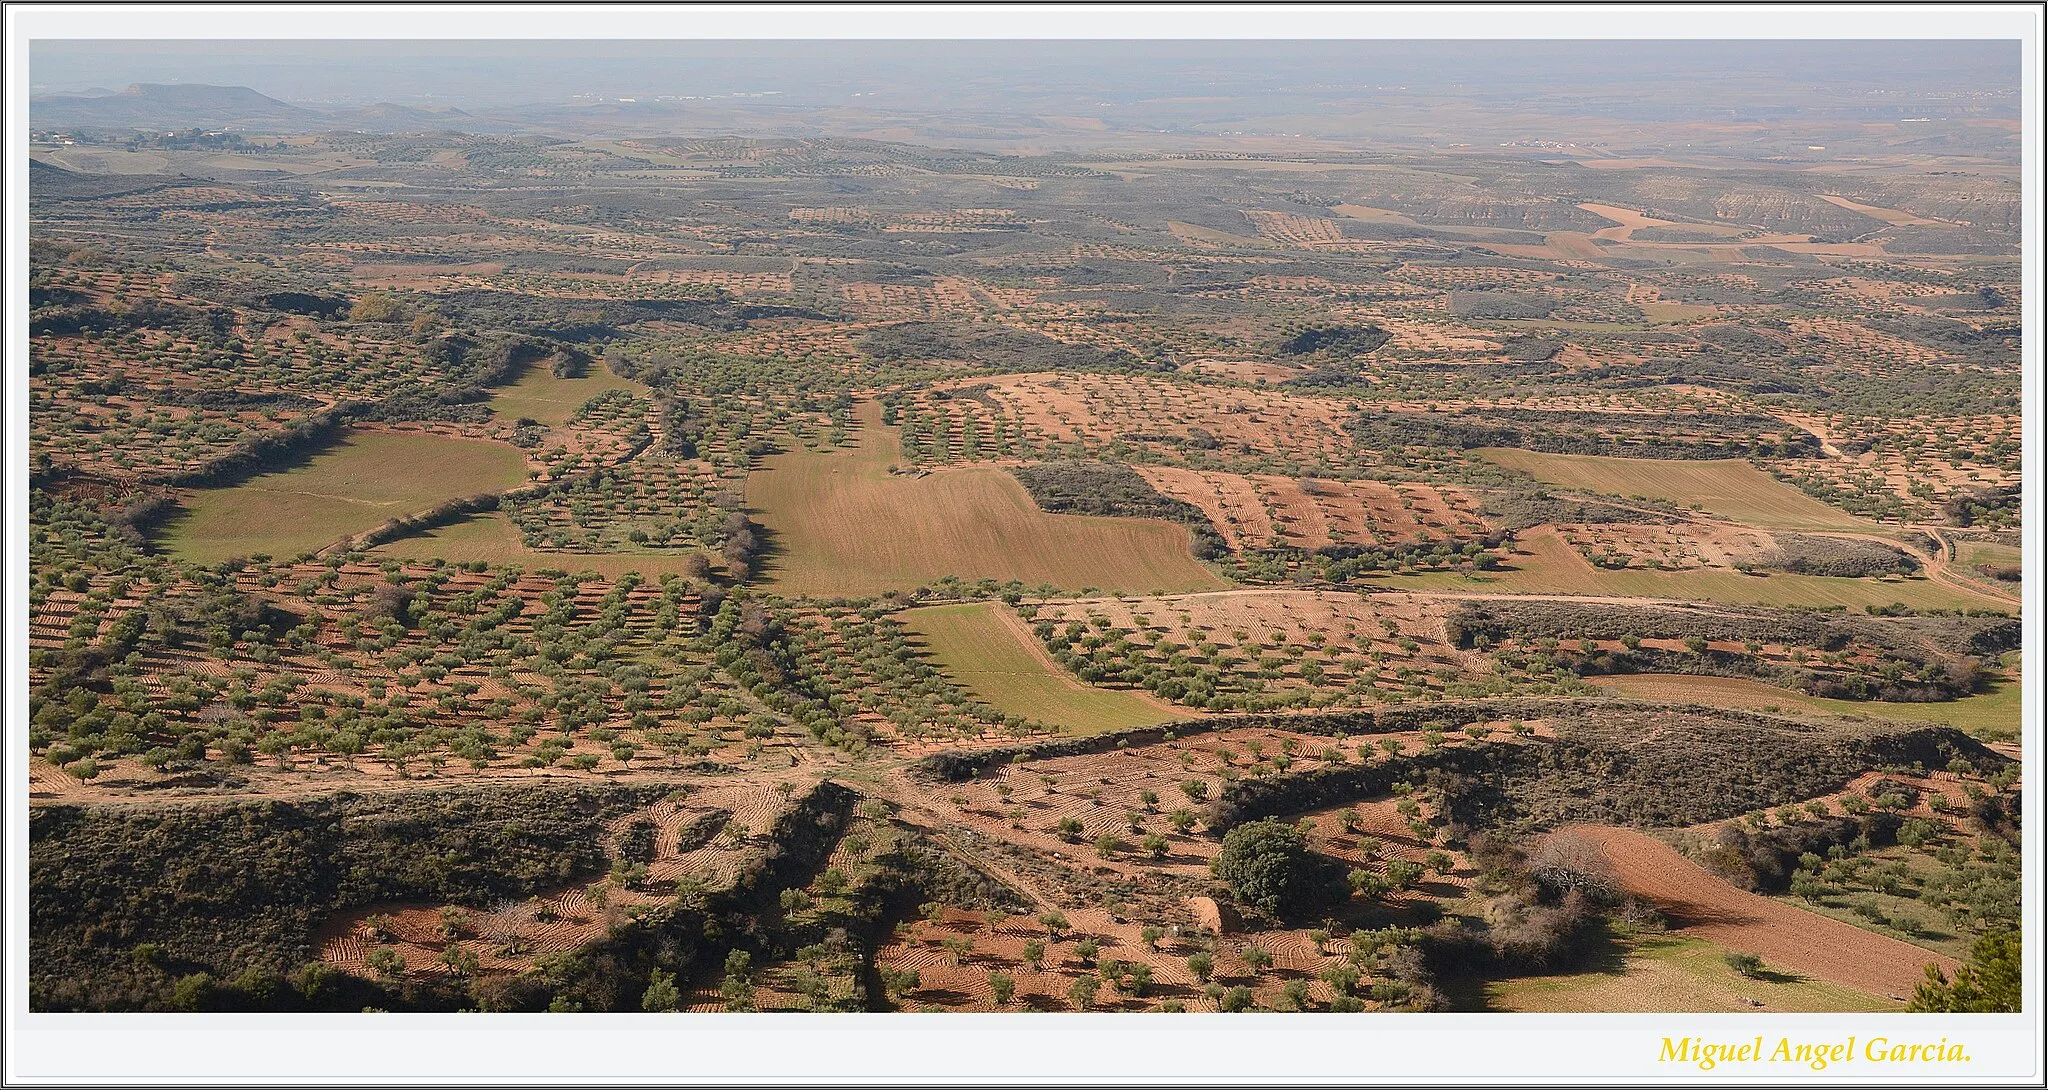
left=1568, top=826, right=1956, bottom=999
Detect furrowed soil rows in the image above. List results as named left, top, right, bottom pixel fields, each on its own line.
left=1567, top=826, right=1957, bottom=999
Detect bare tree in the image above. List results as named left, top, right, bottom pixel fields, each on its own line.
left=1527, top=831, right=1617, bottom=899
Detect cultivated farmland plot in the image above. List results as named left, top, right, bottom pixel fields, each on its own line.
left=24, top=40, right=2023, bottom=1021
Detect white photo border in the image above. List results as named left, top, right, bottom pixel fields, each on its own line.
left=4, top=4, right=2041, bottom=1085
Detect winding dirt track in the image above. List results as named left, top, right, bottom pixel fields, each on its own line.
left=1568, top=826, right=1957, bottom=1000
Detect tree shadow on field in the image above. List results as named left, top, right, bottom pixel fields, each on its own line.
left=747, top=517, right=788, bottom=582
left=1439, top=920, right=1635, bottom=1012
left=1575, top=924, right=1634, bottom=977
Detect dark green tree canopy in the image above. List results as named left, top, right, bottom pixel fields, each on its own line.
left=1909, top=928, right=2019, bottom=1013
left=1211, top=819, right=1341, bottom=918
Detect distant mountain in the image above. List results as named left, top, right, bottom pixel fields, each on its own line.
left=32, top=83, right=319, bottom=130
left=31, top=83, right=473, bottom=133
left=329, top=101, right=476, bottom=129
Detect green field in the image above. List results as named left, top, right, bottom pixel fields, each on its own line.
left=1478, top=449, right=1878, bottom=531
left=1371, top=526, right=1993, bottom=611
left=748, top=403, right=1227, bottom=597
left=371, top=510, right=718, bottom=579
left=486, top=361, right=644, bottom=426
left=1589, top=657, right=2022, bottom=743
left=1960, top=540, right=2023, bottom=590
left=899, top=602, right=1181, bottom=733
left=160, top=430, right=529, bottom=562
left=1486, top=934, right=1896, bottom=1013
left=1961, top=541, right=2022, bottom=567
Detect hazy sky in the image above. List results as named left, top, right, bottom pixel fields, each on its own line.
left=33, top=39, right=2019, bottom=108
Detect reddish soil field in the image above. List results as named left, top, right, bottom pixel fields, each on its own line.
left=1139, top=467, right=1491, bottom=551
left=1566, top=826, right=1957, bottom=999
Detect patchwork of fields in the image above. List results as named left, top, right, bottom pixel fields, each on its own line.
left=27, top=88, right=2022, bottom=1023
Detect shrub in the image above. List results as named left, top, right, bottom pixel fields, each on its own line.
left=1321, top=963, right=1360, bottom=996
left=641, top=968, right=681, bottom=1012
left=1897, top=818, right=1942, bottom=848
left=1723, top=952, right=1764, bottom=978
left=366, top=947, right=405, bottom=980
left=349, top=292, right=405, bottom=323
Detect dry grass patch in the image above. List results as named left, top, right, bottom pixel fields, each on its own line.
left=1488, top=934, right=1895, bottom=1012
left=1372, top=526, right=1993, bottom=611
left=160, top=429, right=528, bottom=563
left=1586, top=663, right=2021, bottom=743
left=486, top=363, right=645, bottom=427
left=900, top=603, right=1180, bottom=734
left=748, top=403, right=1225, bottom=597
left=1478, top=450, right=1880, bottom=531
left=372, top=511, right=722, bottom=579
